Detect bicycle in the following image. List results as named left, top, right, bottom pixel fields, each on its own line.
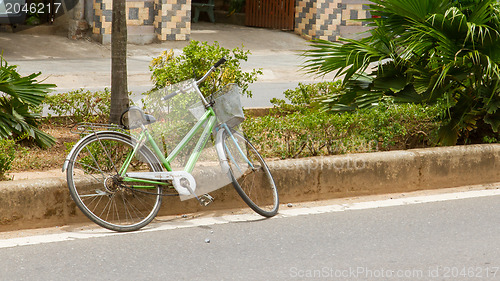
left=62, top=58, right=279, bottom=232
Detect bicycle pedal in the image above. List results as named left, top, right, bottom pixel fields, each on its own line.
left=199, top=194, right=214, bottom=206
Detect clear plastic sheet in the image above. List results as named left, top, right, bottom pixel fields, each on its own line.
left=126, top=79, right=234, bottom=201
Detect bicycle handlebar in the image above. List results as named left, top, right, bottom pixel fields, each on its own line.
left=214, top=57, right=227, bottom=68
left=196, top=57, right=227, bottom=85
left=161, top=57, right=227, bottom=101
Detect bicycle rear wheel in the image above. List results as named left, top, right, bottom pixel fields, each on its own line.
left=66, top=132, right=163, bottom=232
left=222, top=130, right=279, bottom=217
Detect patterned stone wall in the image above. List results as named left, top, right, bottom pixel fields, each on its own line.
left=154, top=0, right=191, bottom=41
left=295, top=0, right=371, bottom=41
left=126, top=0, right=155, bottom=26
left=342, top=1, right=371, bottom=26
left=92, top=0, right=112, bottom=37
left=91, top=0, right=190, bottom=42
left=294, top=0, right=318, bottom=39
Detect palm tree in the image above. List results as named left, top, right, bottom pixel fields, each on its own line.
left=110, top=0, right=129, bottom=124
left=303, top=0, right=500, bottom=145
left=0, top=57, right=55, bottom=148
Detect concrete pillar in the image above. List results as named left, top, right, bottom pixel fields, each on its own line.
left=92, top=0, right=113, bottom=43
left=294, top=0, right=371, bottom=41
left=68, top=0, right=90, bottom=39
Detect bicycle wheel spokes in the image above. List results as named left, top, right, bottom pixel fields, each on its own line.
left=67, top=133, right=162, bottom=232
left=223, top=131, right=279, bottom=216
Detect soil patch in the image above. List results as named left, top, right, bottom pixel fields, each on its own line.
left=8, top=124, right=79, bottom=178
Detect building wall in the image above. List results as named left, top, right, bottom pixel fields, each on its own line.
left=127, top=0, right=155, bottom=26
left=88, top=0, right=370, bottom=43
left=92, top=0, right=112, bottom=38
left=91, top=0, right=190, bottom=43
left=295, top=0, right=371, bottom=41
left=154, top=0, right=191, bottom=41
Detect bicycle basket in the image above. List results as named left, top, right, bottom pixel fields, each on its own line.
left=212, top=84, right=245, bottom=128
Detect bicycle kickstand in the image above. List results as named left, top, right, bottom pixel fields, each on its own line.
left=198, top=194, right=214, bottom=206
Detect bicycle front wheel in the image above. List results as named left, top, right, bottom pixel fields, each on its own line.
left=222, top=130, right=279, bottom=217
left=66, top=132, right=163, bottom=232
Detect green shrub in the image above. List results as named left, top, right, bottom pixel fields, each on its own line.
left=150, top=40, right=262, bottom=98
left=44, top=88, right=111, bottom=124
left=243, top=103, right=443, bottom=159
left=270, top=81, right=344, bottom=113
left=0, top=139, right=17, bottom=180
left=245, top=81, right=445, bottom=158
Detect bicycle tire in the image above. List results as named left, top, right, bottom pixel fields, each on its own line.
left=222, top=130, right=279, bottom=217
left=66, top=131, right=163, bottom=232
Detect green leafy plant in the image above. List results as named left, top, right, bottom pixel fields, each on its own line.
left=0, top=138, right=17, bottom=180
left=147, top=41, right=261, bottom=163
left=44, top=88, right=112, bottom=124
left=0, top=56, right=56, bottom=148
left=302, top=0, right=500, bottom=145
left=244, top=101, right=443, bottom=159
left=150, top=40, right=262, bottom=98
left=245, top=81, right=444, bottom=158
left=270, top=81, right=344, bottom=113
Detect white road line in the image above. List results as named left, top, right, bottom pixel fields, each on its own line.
left=1, top=188, right=499, bottom=249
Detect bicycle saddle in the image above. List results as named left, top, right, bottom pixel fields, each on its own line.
left=120, top=106, right=157, bottom=129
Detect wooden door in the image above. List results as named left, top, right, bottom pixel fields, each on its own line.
left=245, top=0, right=295, bottom=30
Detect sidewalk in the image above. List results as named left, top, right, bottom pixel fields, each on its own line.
left=0, top=22, right=333, bottom=107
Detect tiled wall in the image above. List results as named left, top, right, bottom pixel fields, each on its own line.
left=154, top=0, right=191, bottom=41
left=92, top=0, right=112, bottom=36
left=295, top=0, right=371, bottom=41
left=127, top=0, right=155, bottom=26
left=92, top=0, right=190, bottom=42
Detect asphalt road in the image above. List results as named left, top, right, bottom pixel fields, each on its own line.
left=1, top=189, right=500, bottom=281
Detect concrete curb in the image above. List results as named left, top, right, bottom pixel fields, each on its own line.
left=0, top=144, right=498, bottom=232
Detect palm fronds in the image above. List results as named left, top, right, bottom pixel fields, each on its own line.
left=302, top=0, right=500, bottom=145
left=0, top=56, right=56, bottom=148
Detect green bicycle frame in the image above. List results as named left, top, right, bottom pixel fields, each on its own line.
left=120, top=107, right=218, bottom=187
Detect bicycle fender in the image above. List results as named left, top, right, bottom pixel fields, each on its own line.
left=215, top=128, right=230, bottom=175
